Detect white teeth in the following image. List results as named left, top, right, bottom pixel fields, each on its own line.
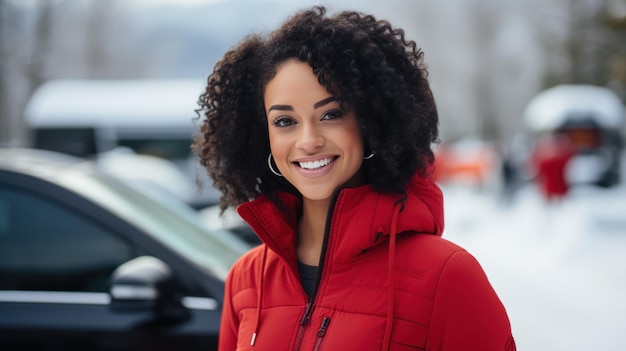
left=299, top=157, right=333, bottom=170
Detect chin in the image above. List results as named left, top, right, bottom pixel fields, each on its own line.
left=295, top=185, right=336, bottom=202
left=300, top=191, right=334, bottom=202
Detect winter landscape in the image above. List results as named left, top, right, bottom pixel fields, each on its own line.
left=442, top=155, right=626, bottom=351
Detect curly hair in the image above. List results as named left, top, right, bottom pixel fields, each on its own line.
left=193, top=6, right=439, bottom=212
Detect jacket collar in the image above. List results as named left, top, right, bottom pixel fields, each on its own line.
left=237, top=173, right=444, bottom=263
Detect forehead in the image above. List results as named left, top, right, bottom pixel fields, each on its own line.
left=264, top=60, right=332, bottom=105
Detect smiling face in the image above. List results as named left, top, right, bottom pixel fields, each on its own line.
left=264, top=60, right=365, bottom=203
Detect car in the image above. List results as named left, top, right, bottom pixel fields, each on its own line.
left=0, top=148, right=251, bottom=351
left=91, top=148, right=260, bottom=246
left=521, top=84, right=625, bottom=188
left=198, top=204, right=261, bottom=246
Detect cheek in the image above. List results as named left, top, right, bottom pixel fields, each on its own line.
left=343, top=124, right=364, bottom=157
left=268, top=130, right=289, bottom=163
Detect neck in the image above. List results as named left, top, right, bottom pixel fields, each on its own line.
left=297, top=198, right=330, bottom=266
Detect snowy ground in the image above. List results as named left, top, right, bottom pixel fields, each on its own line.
left=442, top=168, right=626, bottom=350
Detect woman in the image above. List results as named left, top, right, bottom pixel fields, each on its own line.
left=194, top=6, right=514, bottom=351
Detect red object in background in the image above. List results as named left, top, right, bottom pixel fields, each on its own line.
left=433, top=141, right=495, bottom=187
left=531, top=134, right=575, bottom=201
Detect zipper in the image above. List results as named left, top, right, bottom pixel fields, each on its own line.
left=313, top=317, right=331, bottom=351
left=292, top=190, right=342, bottom=351
left=293, top=302, right=313, bottom=349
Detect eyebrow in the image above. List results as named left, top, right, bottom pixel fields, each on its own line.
left=267, top=97, right=336, bottom=112
left=313, top=97, right=336, bottom=109
left=267, top=104, right=293, bottom=112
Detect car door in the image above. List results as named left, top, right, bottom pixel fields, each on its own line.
left=0, top=172, right=221, bottom=351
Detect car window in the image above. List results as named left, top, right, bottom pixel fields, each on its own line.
left=117, top=136, right=193, bottom=161
left=0, top=186, right=134, bottom=292
left=34, top=127, right=99, bottom=157
left=60, top=168, right=249, bottom=280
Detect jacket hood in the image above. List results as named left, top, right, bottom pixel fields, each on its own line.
left=237, top=172, right=444, bottom=262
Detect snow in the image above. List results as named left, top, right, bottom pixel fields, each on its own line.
left=25, top=79, right=205, bottom=128
left=441, top=153, right=626, bottom=351
left=523, top=85, right=625, bottom=131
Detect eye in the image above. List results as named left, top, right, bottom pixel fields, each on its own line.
left=272, top=116, right=296, bottom=127
left=321, top=109, right=345, bottom=121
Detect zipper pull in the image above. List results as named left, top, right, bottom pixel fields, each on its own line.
left=313, top=317, right=331, bottom=351
left=316, top=317, right=330, bottom=337
left=298, top=302, right=313, bottom=326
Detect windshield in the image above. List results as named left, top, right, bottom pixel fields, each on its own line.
left=54, top=162, right=250, bottom=281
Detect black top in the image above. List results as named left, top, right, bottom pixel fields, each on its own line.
left=297, top=261, right=318, bottom=299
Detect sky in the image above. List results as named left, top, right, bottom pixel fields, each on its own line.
left=130, top=0, right=226, bottom=6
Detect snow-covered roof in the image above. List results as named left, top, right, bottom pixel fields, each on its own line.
left=523, top=85, right=625, bottom=131
left=25, top=79, right=206, bottom=129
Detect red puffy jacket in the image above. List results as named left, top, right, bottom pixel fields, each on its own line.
left=220, top=174, right=515, bottom=350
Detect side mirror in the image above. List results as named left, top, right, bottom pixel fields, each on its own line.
left=109, top=256, right=190, bottom=323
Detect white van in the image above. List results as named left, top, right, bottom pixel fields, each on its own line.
left=24, top=79, right=220, bottom=207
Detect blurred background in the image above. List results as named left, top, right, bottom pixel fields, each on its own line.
left=1, top=0, right=625, bottom=350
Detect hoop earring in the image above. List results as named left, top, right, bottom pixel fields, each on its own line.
left=267, top=153, right=283, bottom=177
left=363, top=152, right=375, bottom=160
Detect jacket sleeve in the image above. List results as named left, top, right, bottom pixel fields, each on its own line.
left=427, top=251, right=516, bottom=351
left=218, top=267, right=240, bottom=351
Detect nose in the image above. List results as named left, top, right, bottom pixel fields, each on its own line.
left=295, top=123, right=324, bottom=152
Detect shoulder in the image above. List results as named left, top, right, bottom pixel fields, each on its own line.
left=401, top=233, right=466, bottom=263
left=420, top=237, right=513, bottom=348
left=230, top=244, right=266, bottom=273
left=407, top=235, right=504, bottom=310
left=398, top=234, right=491, bottom=284
left=226, top=244, right=266, bottom=291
